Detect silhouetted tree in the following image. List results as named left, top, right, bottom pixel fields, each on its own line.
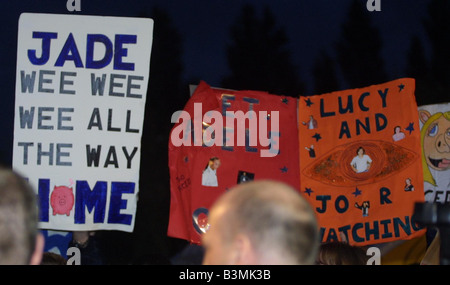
left=94, top=6, right=187, bottom=264
left=405, top=35, right=432, bottom=106
left=336, top=0, right=387, bottom=89
left=312, top=50, right=340, bottom=94
left=222, top=4, right=304, bottom=97
left=422, top=0, right=450, bottom=104
left=145, top=7, right=186, bottom=129
left=134, top=6, right=188, bottom=263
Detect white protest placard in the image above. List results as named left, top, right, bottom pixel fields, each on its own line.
left=13, top=13, right=153, bottom=232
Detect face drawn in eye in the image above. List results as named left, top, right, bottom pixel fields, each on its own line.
left=302, top=140, right=418, bottom=187
left=428, top=123, right=438, bottom=137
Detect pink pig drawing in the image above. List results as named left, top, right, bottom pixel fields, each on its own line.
left=50, top=186, right=75, bottom=216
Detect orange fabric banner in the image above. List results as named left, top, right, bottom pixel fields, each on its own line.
left=298, top=78, right=426, bottom=246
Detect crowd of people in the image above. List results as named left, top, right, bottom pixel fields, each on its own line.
left=0, top=167, right=440, bottom=265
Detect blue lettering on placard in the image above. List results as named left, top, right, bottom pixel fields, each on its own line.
left=107, top=182, right=135, bottom=225
left=36, top=179, right=137, bottom=227
left=268, top=131, right=280, bottom=155
left=380, top=187, right=392, bottom=204
left=38, top=178, right=50, bottom=222
left=55, top=33, right=84, bottom=68
left=365, top=221, right=380, bottom=242
left=245, top=129, right=257, bottom=153
left=320, top=215, right=423, bottom=244
left=358, top=92, right=370, bottom=111
left=335, top=195, right=349, bottom=214
left=27, top=32, right=137, bottom=71
left=320, top=98, right=336, bottom=118
left=114, top=35, right=137, bottom=71
left=375, top=113, right=388, bottom=131
left=86, top=34, right=113, bottom=69
left=380, top=219, right=393, bottom=239
left=221, top=94, right=235, bottom=151
left=316, top=195, right=331, bottom=213
left=356, top=117, right=370, bottom=135
left=74, top=180, right=107, bottom=224
left=352, top=223, right=365, bottom=243
left=338, top=95, right=354, bottom=114
left=393, top=216, right=411, bottom=237
left=378, top=88, right=388, bottom=107
left=326, top=228, right=338, bottom=242
left=28, top=32, right=57, bottom=65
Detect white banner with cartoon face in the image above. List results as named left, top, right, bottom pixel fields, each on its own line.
left=418, top=102, right=450, bottom=203
left=13, top=13, right=153, bottom=232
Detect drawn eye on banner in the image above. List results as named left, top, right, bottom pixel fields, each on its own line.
left=418, top=103, right=450, bottom=203
left=299, top=78, right=426, bottom=246
left=12, top=13, right=153, bottom=232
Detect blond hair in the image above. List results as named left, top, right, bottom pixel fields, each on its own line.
left=0, top=168, right=39, bottom=264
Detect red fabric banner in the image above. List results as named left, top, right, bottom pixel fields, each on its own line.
left=167, top=81, right=300, bottom=244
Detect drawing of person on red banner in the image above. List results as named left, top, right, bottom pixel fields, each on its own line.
left=201, top=157, right=221, bottom=187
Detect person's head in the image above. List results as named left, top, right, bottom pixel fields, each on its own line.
left=316, top=241, right=368, bottom=265
left=357, top=147, right=365, bottom=156
left=405, top=178, right=412, bottom=185
left=208, top=157, right=221, bottom=170
left=40, top=252, right=67, bottom=265
left=202, top=180, right=319, bottom=265
left=0, top=168, right=44, bottom=265
left=394, top=126, right=401, bottom=134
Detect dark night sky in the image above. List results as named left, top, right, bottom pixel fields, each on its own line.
left=0, top=1, right=432, bottom=162
left=137, top=0, right=431, bottom=89
left=1, top=1, right=432, bottom=89
left=0, top=0, right=437, bottom=263
left=2, top=1, right=431, bottom=89
left=0, top=0, right=429, bottom=204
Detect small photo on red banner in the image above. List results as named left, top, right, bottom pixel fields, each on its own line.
left=168, top=81, right=300, bottom=244
left=298, top=78, right=426, bottom=246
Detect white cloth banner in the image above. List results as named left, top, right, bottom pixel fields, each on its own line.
left=418, top=102, right=450, bottom=203
left=13, top=13, right=153, bottom=232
